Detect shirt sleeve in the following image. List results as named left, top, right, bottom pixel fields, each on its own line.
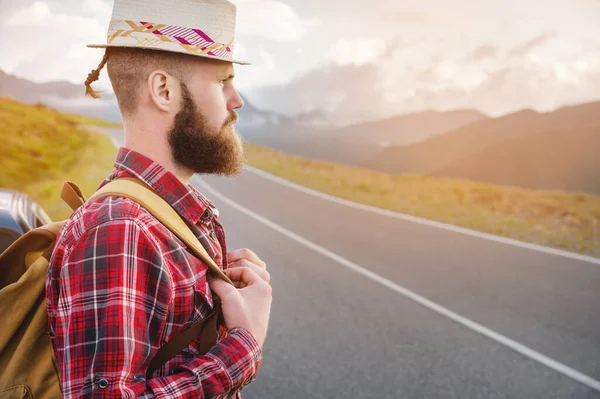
left=53, top=218, right=262, bottom=398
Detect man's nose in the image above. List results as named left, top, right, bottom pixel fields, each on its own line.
left=229, top=88, right=244, bottom=110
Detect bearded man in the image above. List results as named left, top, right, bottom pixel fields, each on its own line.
left=46, top=1, right=273, bottom=397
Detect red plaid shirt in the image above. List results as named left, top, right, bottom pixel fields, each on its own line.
left=46, top=148, right=262, bottom=398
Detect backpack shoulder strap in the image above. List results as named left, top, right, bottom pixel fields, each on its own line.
left=144, top=308, right=220, bottom=379
left=88, top=177, right=233, bottom=286
left=61, top=181, right=87, bottom=211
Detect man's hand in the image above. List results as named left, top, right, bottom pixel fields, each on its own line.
left=209, top=266, right=272, bottom=347
left=227, top=248, right=270, bottom=286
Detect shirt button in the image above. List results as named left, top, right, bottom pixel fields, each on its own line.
left=97, top=378, right=109, bottom=389
left=210, top=231, right=217, bottom=240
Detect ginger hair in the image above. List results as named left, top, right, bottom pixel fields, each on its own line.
left=84, top=51, right=108, bottom=99
left=84, top=48, right=194, bottom=116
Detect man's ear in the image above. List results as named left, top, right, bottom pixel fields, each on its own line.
left=148, top=70, right=178, bottom=113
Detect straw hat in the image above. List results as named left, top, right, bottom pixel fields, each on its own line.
left=87, top=0, right=250, bottom=65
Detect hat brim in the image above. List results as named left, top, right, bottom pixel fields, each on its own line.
left=86, top=43, right=251, bottom=65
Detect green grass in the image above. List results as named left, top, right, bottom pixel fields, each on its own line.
left=0, top=97, right=117, bottom=221
left=243, top=143, right=600, bottom=257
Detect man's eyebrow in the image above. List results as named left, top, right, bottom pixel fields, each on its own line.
left=219, top=73, right=235, bottom=80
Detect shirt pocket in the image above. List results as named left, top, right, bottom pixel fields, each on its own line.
left=192, top=273, right=214, bottom=318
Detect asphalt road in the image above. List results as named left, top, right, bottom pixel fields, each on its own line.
left=196, top=169, right=600, bottom=399
left=106, top=129, right=600, bottom=398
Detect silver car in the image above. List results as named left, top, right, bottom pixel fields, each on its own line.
left=0, top=190, right=52, bottom=253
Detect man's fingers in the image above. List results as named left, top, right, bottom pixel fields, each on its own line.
left=223, top=266, right=263, bottom=286
left=228, top=248, right=266, bottom=268
left=228, top=259, right=271, bottom=283
left=233, top=280, right=245, bottom=289
left=208, top=276, right=238, bottom=298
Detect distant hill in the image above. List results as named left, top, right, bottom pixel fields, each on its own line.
left=433, top=126, right=600, bottom=194
left=0, top=69, right=82, bottom=101
left=365, top=101, right=600, bottom=173
left=332, top=109, right=487, bottom=147
left=243, top=109, right=487, bottom=166
left=364, top=100, right=600, bottom=194
left=0, top=69, right=123, bottom=123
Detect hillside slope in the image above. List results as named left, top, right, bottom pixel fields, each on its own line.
left=432, top=126, right=600, bottom=194
left=0, top=97, right=117, bottom=219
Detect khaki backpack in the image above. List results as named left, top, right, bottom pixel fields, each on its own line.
left=0, top=177, right=233, bottom=398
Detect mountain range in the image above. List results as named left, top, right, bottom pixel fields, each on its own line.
left=364, top=101, right=600, bottom=194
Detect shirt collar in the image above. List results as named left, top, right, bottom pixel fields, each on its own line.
left=100, top=147, right=216, bottom=225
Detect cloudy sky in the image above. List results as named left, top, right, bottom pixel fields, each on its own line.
left=1, top=0, right=599, bottom=124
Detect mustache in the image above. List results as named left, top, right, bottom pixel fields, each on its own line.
left=223, top=111, right=239, bottom=127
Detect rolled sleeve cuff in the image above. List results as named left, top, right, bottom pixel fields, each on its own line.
left=166, top=327, right=262, bottom=396
left=208, top=327, right=263, bottom=390
left=225, top=328, right=263, bottom=387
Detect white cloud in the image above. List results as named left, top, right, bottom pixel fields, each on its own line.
left=234, top=0, right=320, bottom=41
left=6, top=1, right=52, bottom=26
left=326, top=38, right=387, bottom=66
left=233, top=41, right=249, bottom=62
left=259, top=45, right=275, bottom=70
left=551, top=60, right=595, bottom=85
left=81, top=0, right=112, bottom=16
left=0, top=1, right=109, bottom=87
left=249, top=62, right=385, bottom=124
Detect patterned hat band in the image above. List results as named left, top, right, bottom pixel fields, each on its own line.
left=105, top=20, right=235, bottom=61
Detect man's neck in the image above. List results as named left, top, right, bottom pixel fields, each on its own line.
left=123, top=123, right=193, bottom=186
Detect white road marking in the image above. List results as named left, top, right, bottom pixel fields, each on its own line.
left=244, top=165, right=600, bottom=265
left=85, top=126, right=124, bottom=148
left=194, top=176, right=600, bottom=393
left=110, top=136, right=121, bottom=148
